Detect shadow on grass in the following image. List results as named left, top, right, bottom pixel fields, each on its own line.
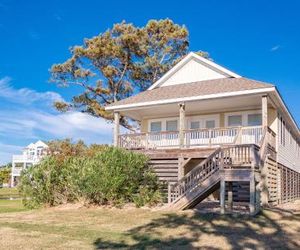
left=94, top=207, right=300, bottom=249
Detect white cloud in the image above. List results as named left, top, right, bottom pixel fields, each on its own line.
left=0, top=143, right=23, bottom=166
left=0, top=77, right=64, bottom=105
left=270, top=45, right=281, bottom=52
left=0, top=78, right=113, bottom=165
left=0, top=110, right=113, bottom=164
left=30, top=111, right=113, bottom=141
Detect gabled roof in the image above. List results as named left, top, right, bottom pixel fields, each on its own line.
left=106, top=78, right=274, bottom=110
left=148, top=52, right=241, bottom=90
left=25, top=140, right=48, bottom=149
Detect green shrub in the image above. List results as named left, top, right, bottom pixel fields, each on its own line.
left=82, top=147, right=161, bottom=206
left=19, top=146, right=161, bottom=208
left=19, top=157, right=83, bottom=208
left=0, top=167, right=11, bottom=185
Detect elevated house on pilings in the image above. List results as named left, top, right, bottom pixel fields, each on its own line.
left=106, top=52, right=300, bottom=215
left=11, top=140, right=48, bottom=187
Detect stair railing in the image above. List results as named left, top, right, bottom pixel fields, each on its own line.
left=168, top=144, right=261, bottom=204
left=168, top=148, right=222, bottom=203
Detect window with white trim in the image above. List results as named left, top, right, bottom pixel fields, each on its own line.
left=150, top=121, right=162, bottom=132
left=228, top=115, right=242, bottom=127
left=247, top=114, right=262, bottom=126
left=166, top=120, right=178, bottom=131
left=190, top=121, right=200, bottom=130
left=206, top=120, right=215, bottom=128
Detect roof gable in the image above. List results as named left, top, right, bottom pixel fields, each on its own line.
left=35, top=140, right=48, bottom=148
left=148, top=52, right=241, bottom=90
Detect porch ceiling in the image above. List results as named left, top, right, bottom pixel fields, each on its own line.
left=120, top=94, right=266, bottom=121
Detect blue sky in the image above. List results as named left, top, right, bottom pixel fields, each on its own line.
left=0, top=0, right=300, bottom=164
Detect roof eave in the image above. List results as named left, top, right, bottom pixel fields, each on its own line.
left=273, top=87, right=300, bottom=135
left=105, top=87, right=276, bottom=111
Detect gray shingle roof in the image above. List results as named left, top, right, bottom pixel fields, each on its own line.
left=107, top=77, right=274, bottom=108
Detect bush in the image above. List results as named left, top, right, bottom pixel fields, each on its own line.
left=0, top=166, right=11, bottom=185
left=82, top=147, right=161, bottom=206
left=19, top=157, right=83, bottom=208
left=19, top=146, right=162, bottom=208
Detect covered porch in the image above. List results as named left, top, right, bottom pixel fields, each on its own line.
left=113, top=93, right=276, bottom=150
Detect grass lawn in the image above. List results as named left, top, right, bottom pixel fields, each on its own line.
left=0, top=199, right=28, bottom=213
left=0, top=200, right=299, bottom=249
left=0, top=187, right=20, bottom=199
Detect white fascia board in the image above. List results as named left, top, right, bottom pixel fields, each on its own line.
left=106, top=87, right=275, bottom=111
left=190, top=52, right=241, bottom=78
left=148, top=52, right=241, bottom=90
left=273, top=88, right=300, bottom=135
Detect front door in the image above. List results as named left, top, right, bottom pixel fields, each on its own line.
left=187, top=116, right=218, bottom=146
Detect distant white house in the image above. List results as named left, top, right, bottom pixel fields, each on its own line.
left=11, top=140, right=48, bottom=187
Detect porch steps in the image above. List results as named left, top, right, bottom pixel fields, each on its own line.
left=168, top=148, right=222, bottom=210
left=170, top=172, right=221, bottom=210
left=168, top=145, right=260, bottom=210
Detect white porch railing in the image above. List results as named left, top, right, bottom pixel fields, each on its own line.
left=119, top=126, right=263, bottom=149
left=12, top=154, right=44, bottom=163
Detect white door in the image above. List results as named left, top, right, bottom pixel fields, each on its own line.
left=187, top=116, right=217, bottom=146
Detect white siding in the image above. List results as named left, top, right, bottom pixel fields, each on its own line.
left=277, top=114, right=300, bottom=172
left=160, top=58, right=226, bottom=87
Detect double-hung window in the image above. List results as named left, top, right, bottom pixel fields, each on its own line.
left=150, top=121, right=162, bottom=132
left=247, top=114, right=262, bottom=126
left=228, top=115, right=242, bottom=127
left=166, top=120, right=178, bottom=131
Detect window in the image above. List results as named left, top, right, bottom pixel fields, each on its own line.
left=166, top=120, right=178, bottom=131
left=190, top=121, right=200, bottom=130
left=150, top=121, right=162, bottom=132
left=206, top=120, right=215, bottom=129
left=248, top=114, right=262, bottom=126
left=228, top=115, right=242, bottom=127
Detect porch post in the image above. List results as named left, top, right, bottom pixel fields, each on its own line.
left=179, top=103, right=185, bottom=148
left=220, top=178, right=226, bottom=214
left=249, top=171, right=256, bottom=215
left=262, top=95, right=268, bottom=129
left=220, top=157, right=225, bottom=214
left=113, top=111, right=120, bottom=147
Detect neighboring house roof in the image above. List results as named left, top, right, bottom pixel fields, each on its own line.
left=25, top=140, right=48, bottom=149
left=106, top=77, right=274, bottom=110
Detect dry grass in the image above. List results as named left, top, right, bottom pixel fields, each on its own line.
left=0, top=200, right=299, bottom=249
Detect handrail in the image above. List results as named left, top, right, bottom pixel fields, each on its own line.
left=183, top=125, right=261, bottom=132
left=178, top=147, right=222, bottom=182
left=169, top=147, right=222, bottom=203
left=119, top=125, right=263, bottom=149
left=259, top=127, right=277, bottom=160
left=168, top=144, right=260, bottom=204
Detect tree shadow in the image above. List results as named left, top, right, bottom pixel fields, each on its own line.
left=94, top=206, right=300, bottom=249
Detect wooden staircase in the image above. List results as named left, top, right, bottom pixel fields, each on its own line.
left=168, top=145, right=262, bottom=210
left=168, top=148, right=223, bottom=210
